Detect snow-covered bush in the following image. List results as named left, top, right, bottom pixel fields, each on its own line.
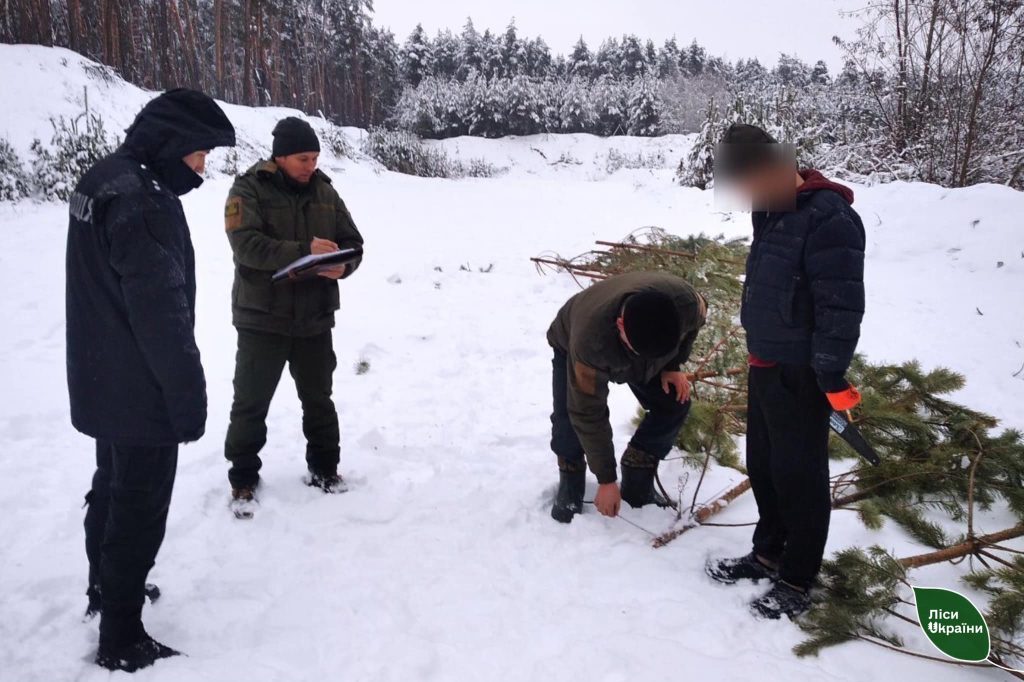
left=30, top=112, right=118, bottom=201
left=321, top=126, right=354, bottom=159
left=604, top=148, right=666, bottom=174
left=362, top=128, right=456, bottom=177
left=0, top=138, right=30, bottom=202
left=361, top=128, right=500, bottom=179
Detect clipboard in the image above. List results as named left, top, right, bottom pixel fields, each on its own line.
left=272, top=246, right=363, bottom=283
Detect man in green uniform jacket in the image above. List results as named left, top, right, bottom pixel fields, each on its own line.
left=223, top=117, right=364, bottom=515
left=546, top=271, right=707, bottom=523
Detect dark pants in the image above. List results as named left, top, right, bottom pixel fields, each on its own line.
left=225, top=328, right=339, bottom=489
left=747, top=364, right=832, bottom=589
left=550, top=349, right=690, bottom=464
left=84, top=440, right=178, bottom=647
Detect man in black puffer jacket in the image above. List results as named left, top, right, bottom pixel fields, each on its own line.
left=66, top=88, right=235, bottom=671
left=705, top=124, right=866, bottom=620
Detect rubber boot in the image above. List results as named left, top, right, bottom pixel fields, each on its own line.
left=620, top=446, right=670, bottom=508
left=550, top=458, right=586, bottom=523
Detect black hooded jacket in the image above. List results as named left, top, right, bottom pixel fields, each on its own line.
left=66, top=89, right=235, bottom=445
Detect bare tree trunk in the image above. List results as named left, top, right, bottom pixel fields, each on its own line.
left=213, top=0, right=223, bottom=94
left=242, top=0, right=254, bottom=104
left=957, top=2, right=1005, bottom=186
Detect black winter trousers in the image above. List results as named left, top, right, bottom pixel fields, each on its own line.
left=84, top=440, right=178, bottom=647
left=747, top=364, right=832, bottom=589
left=550, top=349, right=690, bottom=465
left=225, top=329, right=339, bottom=488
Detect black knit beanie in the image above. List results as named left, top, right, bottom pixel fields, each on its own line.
left=622, top=291, right=682, bottom=358
left=272, top=117, right=320, bottom=157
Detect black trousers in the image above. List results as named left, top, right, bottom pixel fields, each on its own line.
left=747, top=364, right=832, bottom=589
left=84, top=440, right=178, bottom=647
left=550, top=349, right=690, bottom=465
left=225, top=328, right=339, bottom=489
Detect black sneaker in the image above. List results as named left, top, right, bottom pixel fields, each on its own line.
left=750, top=581, right=812, bottom=620
left=307, top=470, right=349, bottom=494
left=95, top=633, right=180, bottom=672
left=551, top=462, right=586, bottom=523
left=705, top=552, right=779, bottom=585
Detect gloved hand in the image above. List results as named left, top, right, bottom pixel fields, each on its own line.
left=826, top=385, right=862, bottom=412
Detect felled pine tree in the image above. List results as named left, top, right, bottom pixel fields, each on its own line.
left=803, top=360, right=1024, bottom=672
left=798, top=547, right=1024, bottom=675
left=836, top=358, right=1024, bottom=547
left=534, top=228, right=1024, bottom=673
left=964, top=557, right=1024, bottom=671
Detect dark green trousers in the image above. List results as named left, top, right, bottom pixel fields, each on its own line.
left=225, top=328, right=339, bottom=488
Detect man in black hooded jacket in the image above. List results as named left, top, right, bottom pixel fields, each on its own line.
left=66, top=88, right=235, bottom=672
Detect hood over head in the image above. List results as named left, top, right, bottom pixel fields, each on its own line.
left=121, top=88, right=236, bottom=195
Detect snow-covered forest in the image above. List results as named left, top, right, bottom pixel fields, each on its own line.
left=2, top=0, right=1023, bottom=187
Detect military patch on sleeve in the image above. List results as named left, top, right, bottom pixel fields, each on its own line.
left=224, top=196, right=242, bottom=231
left=574, top=361, right=599, bottom=396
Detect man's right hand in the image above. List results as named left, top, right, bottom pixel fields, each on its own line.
left=594, top=482, right=621, bottom=517
left=311, top=237, right=339, bottom=255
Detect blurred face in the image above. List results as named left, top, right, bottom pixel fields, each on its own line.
left=276, top=152, right=319, bottom=185
left=714, top=142, right=798, bottom=212
left=730, top=162, right=799, bottom=212
left=182, top=150, right=209, bottom=174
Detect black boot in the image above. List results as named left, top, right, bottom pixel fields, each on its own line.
left=619, top=446, right=670, bottom=508
left=550, top=458, right=586, bottom=523
left=95, top=631, right=181, bottom=672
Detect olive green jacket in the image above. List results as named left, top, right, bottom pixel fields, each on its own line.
left=225, top=160, right=364, bottom=337
left=547, top=271, right=707, bottom=483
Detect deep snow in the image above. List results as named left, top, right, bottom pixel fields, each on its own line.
left=0, top=45, right=1022, bottom=682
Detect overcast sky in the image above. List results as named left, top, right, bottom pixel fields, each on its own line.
left=371, top=0, right=863, bottom=71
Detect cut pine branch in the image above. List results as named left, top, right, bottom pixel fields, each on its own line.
left=898, top=524, right=1024, bottom=568
left=652, top=478, right=752, bottom=548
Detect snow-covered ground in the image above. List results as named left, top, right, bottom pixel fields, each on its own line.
left=0, top=45, right=1022, bottom=681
